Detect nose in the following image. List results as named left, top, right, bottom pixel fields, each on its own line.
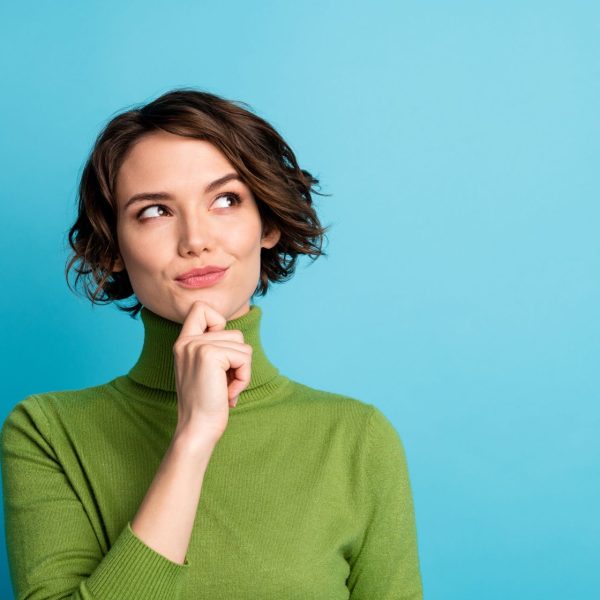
left=176, top=210, right=215, bottom=256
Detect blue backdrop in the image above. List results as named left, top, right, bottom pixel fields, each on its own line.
left=1, top=1, right=598, bottom=598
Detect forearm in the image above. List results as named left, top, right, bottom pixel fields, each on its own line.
left=130, top=428, right=217, bottom=565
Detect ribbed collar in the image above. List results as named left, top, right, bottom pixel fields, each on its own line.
left=126, top=303, right=287, bottom=406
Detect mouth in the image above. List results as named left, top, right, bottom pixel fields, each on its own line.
left=175, top=265, right=228, bottom=280
left=174, top=268, right=228, bottom=289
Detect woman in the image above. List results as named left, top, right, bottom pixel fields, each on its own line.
left=1, top=88, right=423, bottom=599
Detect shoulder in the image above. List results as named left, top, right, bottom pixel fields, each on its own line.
left=283, top=378, right=378, bottom=428
left=285, top=378, right=369, bottom=407
left=1, top=381, right=118, bottom=440
left=285, top=380, right=408, bottom=454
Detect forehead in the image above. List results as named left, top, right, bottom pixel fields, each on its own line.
left=115, top=131, right=238, bottom=198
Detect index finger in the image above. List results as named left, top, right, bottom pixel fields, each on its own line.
left=178, top=300, right=227, bottom=339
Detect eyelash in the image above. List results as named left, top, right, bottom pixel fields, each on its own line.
left=135, top=192, right=243, bottom=220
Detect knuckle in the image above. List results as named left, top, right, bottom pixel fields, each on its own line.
left=198, top=344, right=213, bottom=359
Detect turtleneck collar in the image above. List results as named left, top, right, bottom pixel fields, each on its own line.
left=126, top=303, right=288, bottom=406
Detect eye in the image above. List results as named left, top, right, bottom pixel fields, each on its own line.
left=213, top=192, right=242, bottom=209
left=136, top=204, right=170, bottom=220
left=135, top=193, right=243, bottom=221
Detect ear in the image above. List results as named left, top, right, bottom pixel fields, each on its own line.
left=111, top=256, right=126, bottom=273
left=261, top=225, right=281, bottom=250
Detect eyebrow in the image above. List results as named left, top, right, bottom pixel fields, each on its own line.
left=123, top=172, right=243, bottom=210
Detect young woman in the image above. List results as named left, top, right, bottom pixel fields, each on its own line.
left=1, top=88, right=423, bottom=599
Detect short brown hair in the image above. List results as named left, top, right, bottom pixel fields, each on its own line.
left=64, top=88, right=331, bottom=318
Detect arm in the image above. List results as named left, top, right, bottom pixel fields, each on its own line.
left=1, top=302, right=250, bottom=599
left=0, top=395, right=215, bottom=600
left=130, top=421, right=217, bottom=565
left=346, top=405, right=423, bottom=599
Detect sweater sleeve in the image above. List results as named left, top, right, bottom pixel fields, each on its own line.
left=346, top=405, right=423, bottom=599
left=0, top=395, right=190, bottom=600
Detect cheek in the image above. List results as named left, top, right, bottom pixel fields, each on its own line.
left=224, top=222, right=263, bottom=254
left=117, top=225, right=164, bottom=267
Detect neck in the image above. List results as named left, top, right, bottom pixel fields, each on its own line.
left=127, top=303, right=286, bottom=406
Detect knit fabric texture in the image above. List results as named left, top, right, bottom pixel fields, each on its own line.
left=1, top=304, right=423, bottom=599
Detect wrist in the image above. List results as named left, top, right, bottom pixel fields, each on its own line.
left=172, top=424, right=219, bottom=456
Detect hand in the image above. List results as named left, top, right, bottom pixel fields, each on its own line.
left=172, top=300, right=252, bottom=445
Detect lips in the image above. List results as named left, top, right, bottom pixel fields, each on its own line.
left=175, top=266, right=228, bottom=280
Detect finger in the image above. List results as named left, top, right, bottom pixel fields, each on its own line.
left=183, top=340, right=252, bottom=355
left=192, top=329, right=245, bottom=344
left=224, top=352, right=252, bottom=401
left=179, top=301, right=227, bottom=339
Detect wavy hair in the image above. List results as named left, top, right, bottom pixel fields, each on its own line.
left=64, top=88, right=331, bottom=318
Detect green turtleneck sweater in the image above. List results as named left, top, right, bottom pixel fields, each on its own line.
left=1, top=304, right=422, bottom=599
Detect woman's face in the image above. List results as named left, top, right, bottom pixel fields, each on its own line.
left=112, top=130, right=280, bottom=324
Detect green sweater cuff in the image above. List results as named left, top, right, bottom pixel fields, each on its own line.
left=83, top=521, right=189, bottom=599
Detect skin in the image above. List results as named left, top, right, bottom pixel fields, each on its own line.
left=111, top=130, right=281, bottom=324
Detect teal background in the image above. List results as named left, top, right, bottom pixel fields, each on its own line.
left=1, top=1, right=598, bottom=598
